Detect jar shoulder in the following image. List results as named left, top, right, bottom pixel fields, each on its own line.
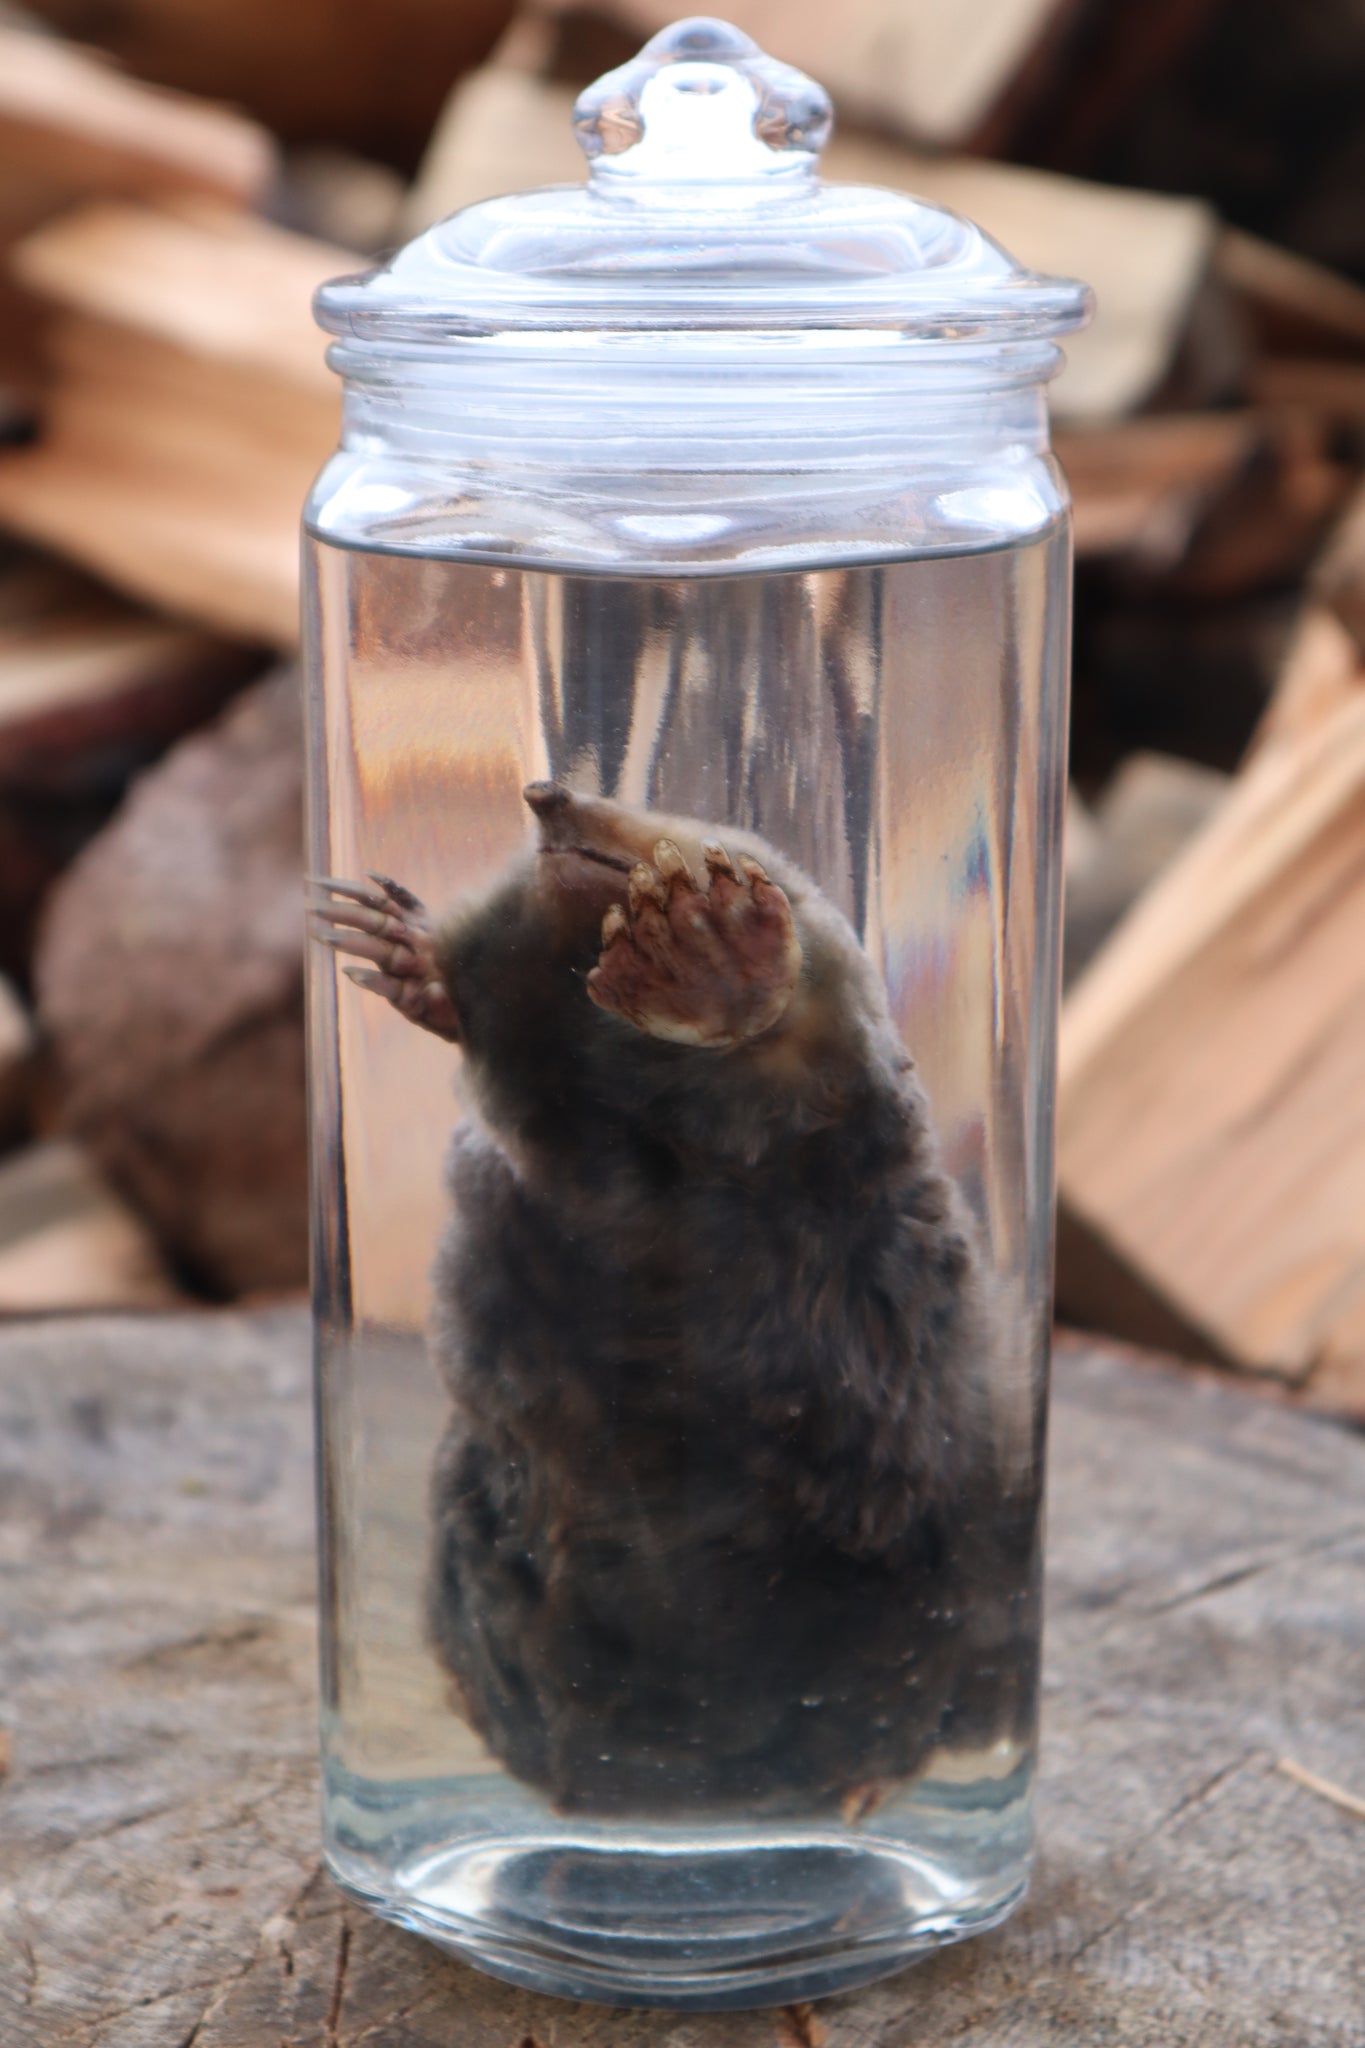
left=305, top=450, right=1071, bottom=574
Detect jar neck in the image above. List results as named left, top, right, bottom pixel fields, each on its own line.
left=328, top=333, right=1059, bottom=476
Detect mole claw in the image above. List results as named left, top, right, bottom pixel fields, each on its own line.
left=332, top=929, right=393, bottom=967
left=653, top=839, right=694, bottom=889
left=590, top=837, right=801, bottom=1048
left=366, top=871, right=422, bottom=912
left=628, top=863, right=666, bottom=915
left=343, top=964, right=388, bottom=994
left=312, top=876, right=386, bottom=909
left=319, top=872, right=460, bottom=1041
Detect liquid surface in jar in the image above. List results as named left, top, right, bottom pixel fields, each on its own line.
left=306, top=532, right=1068, bottom=1937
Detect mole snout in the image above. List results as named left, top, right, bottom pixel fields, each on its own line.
left=524, top=781, right=572, bottom=818
left=524, top=782, right=580, bottom=851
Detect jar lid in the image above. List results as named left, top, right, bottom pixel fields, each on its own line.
left=315, top=17, right=1092, bottom=347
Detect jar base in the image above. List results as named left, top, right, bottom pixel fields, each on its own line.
left=327, top=1834, right=1027, bottom=2011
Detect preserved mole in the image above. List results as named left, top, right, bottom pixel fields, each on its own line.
left=313, top=782, right=1039, bottom=1818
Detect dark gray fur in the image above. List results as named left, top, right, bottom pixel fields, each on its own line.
left=424, top=828, right=1040, bottom=1817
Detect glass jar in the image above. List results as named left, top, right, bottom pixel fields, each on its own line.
left=303, top=16, right=1090, bottom=2011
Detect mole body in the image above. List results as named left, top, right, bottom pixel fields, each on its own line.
left=313, top=785, right=1037, bottom=1818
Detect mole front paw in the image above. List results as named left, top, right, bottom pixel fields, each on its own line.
left=586, top=839, right=801, bottom=1048
left=310, top=873, right=461, bottom=1042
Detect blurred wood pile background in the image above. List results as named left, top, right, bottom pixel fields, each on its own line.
left=0, top=0, right=1362, bottom=1416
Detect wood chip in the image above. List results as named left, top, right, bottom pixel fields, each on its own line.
left=1276, top=1757, right=1365, bottom=1825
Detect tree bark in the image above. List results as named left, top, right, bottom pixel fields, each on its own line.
left=2, top=1310, right=1362, bottom=2044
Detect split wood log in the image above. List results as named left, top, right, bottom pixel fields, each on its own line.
left=0, top=1137, right=183, bottom=1311
left=0, top=26, right=275, bottom=211
left=0, top=551, right=251, bottom=786
left=1213, top=225, right=1365, bottom=359
left=1248, top=605, right=1365, bottom=760
left=406, top=55, right=1217, bottom=423
left=1310, top=480, right=1365, bottom=656
left=1018, top=0, right=1365, bottom=285
left=0, top=548, right=253, bottom=972
left=0, top=202, right=350, bottom=646
left=0, top=971, right=34, bottom=1139
left=272, top=146, right=406, bottom=255
left=1062, top=751, right=1229, bottom=982
left=1056, top=408, right=1347, bottom=600
left=15, top=0, right=514, bottom=165
left=1058, top=686, right=1365, bottom=1413
left=991, top=0, right=1227, bottom=170
left=0, top=26, right=275, bottom=404
left=1250, top=357, right=1365, bottom=420
left=1056, top=412, right=1276, bottom=566
left=3, top=1308, right=1364, bottom=2043
left=35, top=667, right=308, bottom=1298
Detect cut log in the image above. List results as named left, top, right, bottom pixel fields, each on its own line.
left=9, top=199, right=337, bottom=389
left=3, top=1309, right=1364, bottom=2042
left=36, top=667, right=307, bottom=1298
left=0, top=25, right=275, bottom=209
left=0, top=551, right=251, bottom=787
left=0, top=549, right=253, bottom=974
left=1056, top=413, right=1267, bottom=565
left=1310, top=481, right=1365, bottom=656
left=0, top=27, right=275, bottom=402
left=1250, top=358, right=1365, bottom=420
left=15, top=0, right=514, bottom=165
left=0, top=972, right=33, bottom=1140
left=406, top=58, right=1217, bottom=423
left=1056, top=407, right=1350, bottom=585
left=1022, top=0, right=1365, bottom=284
left=1214, top=227, right=1365, bottom=359
left=0, top=202, right=349, bottom=646
left=1058, top=689, right=1365, bottom=1411
left=273, top=146, right=406, bottom=254
left=827, top=145, right=1217, bottom=425
left=0, top=1138, right=183, bottom=1311
left=1249, top=605, right=1365, bottom=759
left=1063, top=751, right=1229, bottom=982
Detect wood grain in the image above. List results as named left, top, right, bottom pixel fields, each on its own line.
left=2, top=1309, right=1363, bottom=2043
left=0, top=28, right=274, bottom=209
left=1059, top=687, right=1365, bottom=1406
left=0, top=203, right=348, bottom=647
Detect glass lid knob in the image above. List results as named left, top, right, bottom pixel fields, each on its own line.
left=572, top=16, right=833, bottom=190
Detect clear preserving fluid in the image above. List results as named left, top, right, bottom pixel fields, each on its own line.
left=305, top=527, right=1070, bottom=2008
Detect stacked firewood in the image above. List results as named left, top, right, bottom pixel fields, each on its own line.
left=0, top=1, right=1362, bottom=1414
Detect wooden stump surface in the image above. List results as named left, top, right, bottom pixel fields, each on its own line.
left=1, top=1309, right=1363, bottom=2046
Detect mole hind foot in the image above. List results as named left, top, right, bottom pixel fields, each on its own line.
left=310, top=873, right=461, bottom=1042
left=587, top=839, right=802, bottom=1048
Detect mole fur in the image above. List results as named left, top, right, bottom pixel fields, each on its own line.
left=315, top=784, right=1041, bottom=1818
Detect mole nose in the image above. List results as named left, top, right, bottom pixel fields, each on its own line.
left=523, top=781, right=572, bottom=817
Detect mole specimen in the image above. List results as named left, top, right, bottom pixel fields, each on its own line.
left=313, top=783, right=1039, bottom=1818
